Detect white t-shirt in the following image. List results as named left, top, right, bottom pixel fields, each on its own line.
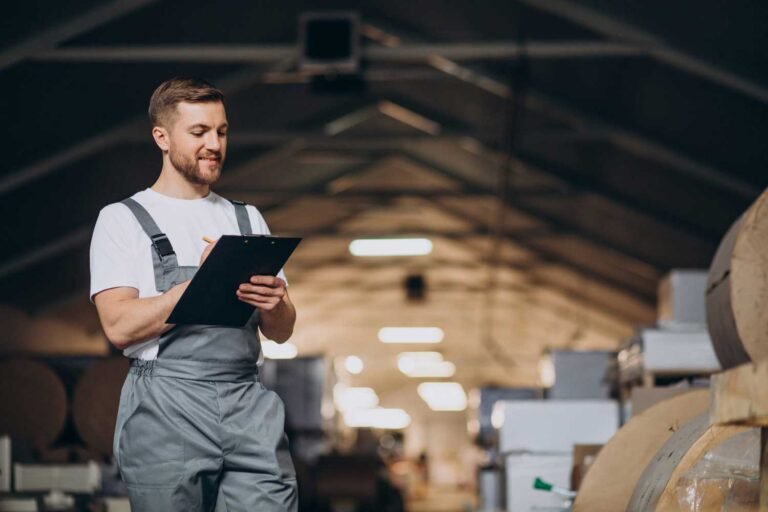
left=89, top=188, right=286, bottom=360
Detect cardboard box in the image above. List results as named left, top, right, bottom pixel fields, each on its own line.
left=570, top=444, right=602, bottom=491
left=496, top=400, right=619, bottom=453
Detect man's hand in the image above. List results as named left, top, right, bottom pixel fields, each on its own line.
left=237, top=275, right=287, bottom=312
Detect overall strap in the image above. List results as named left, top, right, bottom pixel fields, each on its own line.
left=230, top=200, right=253, bottom=235
left=121, top=198, right=181, bottom=290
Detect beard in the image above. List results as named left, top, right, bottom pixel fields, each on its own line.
left=169, top=147, right=224, bottom=186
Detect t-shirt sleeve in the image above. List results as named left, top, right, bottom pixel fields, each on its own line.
left=89, top=204, right=142, bottom=302
left=246, top=205, right=289, bottom=286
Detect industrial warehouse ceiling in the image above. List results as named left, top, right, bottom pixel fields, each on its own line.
left=1, top=1, right=767, bottom=402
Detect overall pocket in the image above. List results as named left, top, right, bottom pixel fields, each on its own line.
left=117, top=376, right=184, bottom=487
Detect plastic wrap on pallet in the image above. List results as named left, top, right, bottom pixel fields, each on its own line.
left=548, top=350, right=615, bottom=399
left=506, top=454, right=573, bottom=512
left=675, top=428, right=760, bottom=511
left=658, top=270, right=708, bottom=328
left=496, top=400, right=619, bottom=453
left=641, top=328, right=720, bottom=373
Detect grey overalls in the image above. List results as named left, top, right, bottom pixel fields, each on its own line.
left=112, top=198, right=297, bottom=512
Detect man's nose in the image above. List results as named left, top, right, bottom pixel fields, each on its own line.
left=205, top=132, right=221, bottom=151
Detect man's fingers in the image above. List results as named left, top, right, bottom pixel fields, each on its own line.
left=238, top=284, right=284, bottom=296
left=248, top=275, right=285, bottom=287
left=237, top=295, right=281, bottom=310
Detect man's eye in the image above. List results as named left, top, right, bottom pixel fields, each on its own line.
left=218, top=131, right=227, bottom=136
left=191, top=132, right=204, bottom=136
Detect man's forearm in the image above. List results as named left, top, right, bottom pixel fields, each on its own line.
left=99, top=282, right=189, bottom=349
left=259, top=298, right=296, bottom=343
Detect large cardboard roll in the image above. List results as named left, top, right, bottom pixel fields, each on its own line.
left=0, top=358, right=67, bottom=450
left=707, top=188, right=768, bottom=369
left=628, top=417, right=752, bottom=511
left=573, top=390, right=709, bottom=512
left=72, top=357, right=130, bottom=458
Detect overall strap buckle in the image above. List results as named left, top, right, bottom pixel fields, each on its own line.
left=150, top=233, right=175, bottom=258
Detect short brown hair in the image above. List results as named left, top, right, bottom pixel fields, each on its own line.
left=148, top=77, right=224, bottom=128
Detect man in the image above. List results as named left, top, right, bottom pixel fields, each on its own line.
left=90, top=77, right=298, bottom=511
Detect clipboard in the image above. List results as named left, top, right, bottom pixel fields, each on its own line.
left=167, top=235, right=302, bottom=327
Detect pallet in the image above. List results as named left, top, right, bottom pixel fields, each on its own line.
left=710, top=359, right=768, bottom=510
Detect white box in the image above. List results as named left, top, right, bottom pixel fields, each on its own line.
left=0, top=498, right=38, bottom=511
left=14, top=462, right=100, bottom=493
left=505, top=453, right=572, bottom=512
left=0, top=436, right=10, bottom=492
left=642, top=328, right=720, bottom=373
left=658, top=270, right=707, bottom=327
left=496, top=400, right=619, bottom=453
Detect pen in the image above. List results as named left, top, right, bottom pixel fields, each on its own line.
left=202, top=236, right=216, bottom=244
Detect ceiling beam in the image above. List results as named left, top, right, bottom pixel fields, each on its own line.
left=509, top=147, right=724, bottom=241
left=260, top=151, right=651, bottom=314
left=222, top=189, right=574, bottom=201
left=0, top=121, right=143, bottom=195
left=518, top=0, right=768, bottom=105
left=0, top=61, right=294, bottom=197
left=32, top=41, right=645, bottom=63
left=524, top=92, right=761, bottom=199
left=0, top=0, right=158, bottom=72
left=232, top=136, right=725, bottom=244
left=0, top=227, right=91, bottom=280
left=231, top=137, right=696, bottom=272
left=398, top=149, right=666, bottom=272
left=420, top=194, right=656, bottom=304
left=366, top=21, right=761, bottom=200
left=288, top=257, right=534, bottom=272
left=287, top=251, right=638, bottom=329
left=289, top=226, right=559, bottom=241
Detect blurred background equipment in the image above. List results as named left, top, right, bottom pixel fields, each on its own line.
left=0, top=360, right=67, bottom=454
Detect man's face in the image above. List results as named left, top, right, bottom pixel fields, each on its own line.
left=166, top=101, right=228, bottom=185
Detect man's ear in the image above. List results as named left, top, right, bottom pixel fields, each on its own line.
left=152, top=126, right=170, bottom=152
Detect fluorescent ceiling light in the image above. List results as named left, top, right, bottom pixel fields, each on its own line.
left=417, top=382, right=467, bottom=411
left=344, top=355, right=364, bottom=375
left=262, top=340, right=298, bottom=359
left=334, top=385, right=379, bottom=412
left=397, top=352, right=455, bottom=377
left=378, top=327, right=444, bottom=344
left=344, top=408, right=411, bottom=429
left=349, top=238, right=433, bottom=257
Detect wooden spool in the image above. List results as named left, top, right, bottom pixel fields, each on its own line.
left=72, top=357, right=130, bottom=458
left=707, top=188, right=768, bottom=369
left=628, top=417, right=753, bottom=511
left=0, top=358, right=68, bottom=450
left=573, top=390, right=709, bottom=512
